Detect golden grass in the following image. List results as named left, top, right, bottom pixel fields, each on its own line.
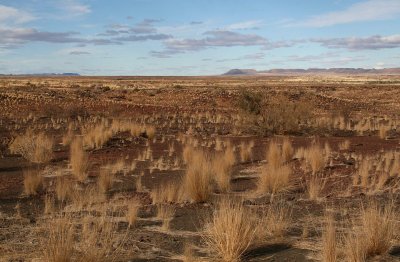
left=239, top=140, right=254, bottom=163
left=80, top=216, right=117, bottom=261
left=257, top=140, right=292, bottom=194
left=55, top=177, right=71, bottom=202
left=212, top=144, right=235, bottom=193
left=203, top=198, right=258, bottom=262
left=266, top=140, right=283, bottom=170
left=70, top=137, right=88, bottom=182
left=9, top=130, right=53, bottom=163
left=344, top=232, right=367, bottom=262
left=43, top=217, right=74, bottom=262
left=183, top=148, right=212, bottom=203
left=23, top=168, right=43, bottom=196
left=321, top=214, right=337, bottom=262
left=338, top=140, right=350, bottom=150
left=258, top=165, right=291, bottom=194
left=344, top=203, right=396, bottom=261
left=282, top=137, right=294, bottom=162
left=126, top=197, right=141, bottom=228
left=151, top=181, right=183, bottom=204
left=97, top=169, right=114, bottom=194
left=307, top=174, right=326, bottom=200
left=157, top=204, right=176, bottom=231
left=257, top=202, right=292, bottom=241
left=359, top=203, right=395, bottom=257
left=305, top=144, right=326, bottom=175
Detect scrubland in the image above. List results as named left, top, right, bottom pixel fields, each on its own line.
left=0, top=75, right=400, bottom=261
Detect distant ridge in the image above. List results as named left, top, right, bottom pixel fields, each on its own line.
left=222, top=69, right=258, bottom=75
left=222, top=68, right=400, bottom=75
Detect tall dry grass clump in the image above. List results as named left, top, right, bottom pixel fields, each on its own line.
left=183, top=147, right=212, bottom=202
left=80, top=214, right=118, bottom=261
left=304, top=143, right=327, bottom=200
left=257, top=202, right=292, bottom=241
left=203, top=198, right=258, bottom=262
left=212, top=144, right=235, bottom=193
left=239, top=140, right=254, bottom=163
left=23, top=168, right=43, bottom=196
left=9, top=130, right=54, bottom=163
left=98, top=169, right=114, bottom=193
left=157, top=204, right=176, bottom=231
left=56, top=177, right=72, bottom=202
left=344, top=233, right=367, bottom=262
left=321, top=215, right=337, bottom=262
left=266, top=140, right=283, bottom=169
left=70, top=137, right=88, bottom=182
left=43, top=217, right=74, bottom=262
left=344, top=203, right=396, bottom=261
left=258, top=140, right=292, bottom=194
left=258, top=165, right=291, bottom=194
left=282, top=137, right=294, bottom=162
left=304, top=144, right=326, bottom=175
left=359, top=203, right=395, bottom=257
left=151, top=181, right=183, bottom=204
left=307, top=174, right=326, bottom=200
left=126, top=197, right=141, bottom=228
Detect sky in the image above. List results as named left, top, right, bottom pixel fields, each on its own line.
left=0, top=0, right=399, bottom=75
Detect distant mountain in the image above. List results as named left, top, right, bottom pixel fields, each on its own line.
left=222, top=68, right=400, bottom=75
left=223, top=69, right=258, bottom=75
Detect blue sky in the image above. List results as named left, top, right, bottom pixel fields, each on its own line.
left=0, top=0, right=399, bottom=75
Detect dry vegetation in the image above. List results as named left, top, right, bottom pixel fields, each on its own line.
left=1, top=75, right=400, bottom=261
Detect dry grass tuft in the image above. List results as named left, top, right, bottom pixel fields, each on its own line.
left=239, top=140, right=254, bottom=163
left=307, top=174, right=326, bottom=200
left=126, top=197, right=141, bottom=228
left=182, top=244, right=197, bottom=262
left=43, top=217, right=74, bottom=262
left=258, top=165, right=291, bottom=194
left=9, top=130, right=53, bottom=163
left=55, top=177, right=71, bottom=202
left=70, top=137, right=88, bottom=182
left=344, top=232, right=367, bottom=262
left=97, top=169, right=114, bottom=193
left=203, top=198, right=257, bottom=262
left=151, top=181, right=183, bottom=204
left=183, top=148, right=212, bottom=203
left=212, top=144, right=235, bottom=193
left=321, top=214, right=337, bottom=262
left=266, top=140, right=283, bottom=170
left=157, top=204, right=176, bottom=231
left=256, top=202, right=292, bottom=243
left=305, top=144, right=326, bottom=175
left=359, top=203, right=395, bottom=257
left=282, top=137, right=294, bottom=162
left=344, top=203, right=396, bottom=261
left=338, top=140, right=350, bottom=150
left=23, top=168, right=43, bottom=196
left=258, top=140, right=292, bottom=194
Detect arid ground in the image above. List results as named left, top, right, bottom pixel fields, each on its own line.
left=1, top=75, right=400, bottom=261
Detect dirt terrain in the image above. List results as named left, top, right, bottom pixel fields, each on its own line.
left=0, top=75, right=400, bottom=261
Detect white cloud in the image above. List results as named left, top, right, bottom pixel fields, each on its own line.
left=0, top=5, right=35, bottom=25
left=61, top=1, right=91, bottom=16
left=294, top=0, right=400, bottom=27
left=312, top=34, right=400, bottom=50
